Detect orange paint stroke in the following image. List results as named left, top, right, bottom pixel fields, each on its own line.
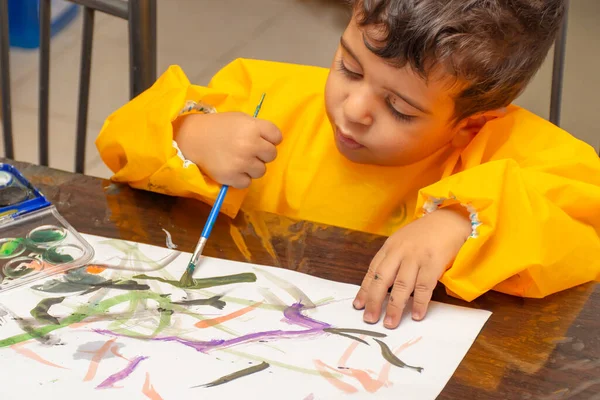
left=339, top=338, right=361, bottom=366
left=111, top=345, right=129, bottom=361
left=69, top=316, right=106, bottom=329
left=318, top=357, right=384, bottom=393
left=83, top=338, right=116, bottom=382
left=195, top=302, right=263, bottom=329
left=313, top=360, right=358, bottom=394
left=317, top=336, right=423, bottom=394
left=142, top=373, right=164, bottom=400
left=11, top=342, right=68, bottom=370
left=86, top=265, right=106, bottom=274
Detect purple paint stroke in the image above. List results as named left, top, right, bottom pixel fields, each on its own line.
left=283, top=303, right=329, bottom=329
left=94, top=303, right=331, bottom=354
left=96, top=356, right=149, bottom=389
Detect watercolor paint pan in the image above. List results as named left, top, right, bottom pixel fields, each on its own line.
left=0, top=163, right=94, bottom=294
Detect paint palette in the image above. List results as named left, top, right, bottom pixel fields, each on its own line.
left=0, top=163, right=94, bottom=293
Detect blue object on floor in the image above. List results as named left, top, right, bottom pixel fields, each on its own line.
left=7, top=0, right=80, bottom=49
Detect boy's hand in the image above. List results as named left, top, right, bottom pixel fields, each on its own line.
left=175, top=112, right=282, bottom=189
left=353, top=206, right=472, bottom=329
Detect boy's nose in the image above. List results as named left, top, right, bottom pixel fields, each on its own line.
left=343, top=90, right=374, bottom=126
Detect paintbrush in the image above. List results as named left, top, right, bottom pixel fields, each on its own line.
left=180, top=93, right=267, bottom=286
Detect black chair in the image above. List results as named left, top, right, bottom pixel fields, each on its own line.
left=0, top=0, right=574, bottom=172
left=0, top=0, right=156, bottom=173
left=549, top=0, right=570, bottom=127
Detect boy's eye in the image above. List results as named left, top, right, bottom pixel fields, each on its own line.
left=336, top=57, right=416, bottom=123
left=386, top=97, right=416, bottom=123
left=337, top=59, right=362, bottom=80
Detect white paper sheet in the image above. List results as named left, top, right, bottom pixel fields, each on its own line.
left=0, top=234, right=491, bottom=399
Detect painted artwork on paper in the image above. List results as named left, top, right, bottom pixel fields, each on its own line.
left=0, top=233, right=491, bottom=399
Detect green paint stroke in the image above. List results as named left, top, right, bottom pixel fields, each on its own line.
left=107, top=293, right=143, bottom=333
left=30, top=297, right=66, bottom=325
left=373, top=338, right=423, bottom=373
left=133, top=273, right=257, bottom=290
left=196, top=289, right=287, bottom=311
left=254, top=268, right=316, bottom=308
left=33, top=268, right=150, bottom=294
left=314, top=297, right=336, bottom=306
left=11, top=316, right=54, bottom=344
left=152, top=307, right=173, bottom=337
left=100, top=239, right=173, bottom=270
left=192, top=361, right=270, bottom=388
left=0, top=291, right=172, bottom=348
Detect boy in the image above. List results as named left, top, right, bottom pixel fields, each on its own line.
left=96, top=0, right=600, bottom=330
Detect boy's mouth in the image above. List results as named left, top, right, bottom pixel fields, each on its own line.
left=335, top=127, right=364, bottom=150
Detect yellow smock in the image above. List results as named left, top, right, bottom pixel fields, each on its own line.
left=96, top=58, right=600, bottom=302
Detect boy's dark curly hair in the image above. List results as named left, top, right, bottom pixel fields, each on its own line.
left=350, top=0, right=565, bottom=122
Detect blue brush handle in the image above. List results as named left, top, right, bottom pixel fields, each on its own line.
left=197, top=93, right=266, bottom=241
left=201, top=184, right=228, bottom=239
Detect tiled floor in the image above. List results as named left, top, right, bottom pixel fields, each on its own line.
left=1, top=0, right=599, bottom=179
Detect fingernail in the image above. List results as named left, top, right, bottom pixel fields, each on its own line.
left=364, top=312, right=375, bottom=323
left=384, top=316, right=393, bottom=327
left=353, top=299, right=361, bottom=309
left=412, top=312, right=422, bottom=321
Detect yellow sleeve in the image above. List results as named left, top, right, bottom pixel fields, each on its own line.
left=95, top=59, right=266, bottom=218
left=415, top=109, right=600, bottom=301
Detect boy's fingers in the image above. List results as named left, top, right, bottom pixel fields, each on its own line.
left=354, top=249, right=386, bottom=310
left=362, top=253, right=400, bottom=324
left=384, top=259, right=418, bottom=329
left=246, top=158, right=267, bottom=179
left=256, top=139, right=278, bottom=163
left=230, top=173, right=252, bottom=189
left=257, top=120, right=283, bottom=145
left=411, top=264, right=438, bottom=321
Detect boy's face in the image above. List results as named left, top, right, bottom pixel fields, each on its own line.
left=325, top=16, right=461, bottom=166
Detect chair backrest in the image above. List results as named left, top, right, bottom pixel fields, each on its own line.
left=2, top=1, right=579, bottom=171
left=549, top=0, right=570, bottom=127
left=0, top=0, right=156, bottom=173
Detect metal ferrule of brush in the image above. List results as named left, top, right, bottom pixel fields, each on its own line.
left=190, top=237, right=208, bottom=267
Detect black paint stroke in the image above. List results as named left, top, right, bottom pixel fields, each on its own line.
left=172, top=295, right=226, bottom=310
left=12, top=316, right=57, bottom=345
left=324, top=328, right=387, bottom=346
left=0, top=304, right=56, bottom=345
left=192, top=361, right=270, bottom=388
left=373, top=338, right=423, bottom=373
left=30, top=297, right=66, bottom=325
left=323, top=328, right=369, bottom=345
left=96, top=280, right=151, bottom=291
left=327, top=328, right=387, bottom=338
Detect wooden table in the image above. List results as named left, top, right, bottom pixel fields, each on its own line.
left=6, top=159, right=599, bottom=399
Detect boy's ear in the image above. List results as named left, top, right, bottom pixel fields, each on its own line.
left=452, top=107, right=507, bottom=147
